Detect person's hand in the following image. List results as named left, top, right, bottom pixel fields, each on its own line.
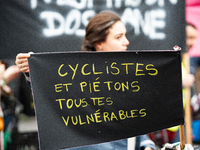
left=182, top=74, right=195, bottom=88
left=3, top=65, right=20, bottom=83
left=15, top=52, right=33, bottom=73
left=0, top=63, right=17, bottom=95
left=144, top=147, right=153, bottom=150
left=161, top=143, right=194, bottom=150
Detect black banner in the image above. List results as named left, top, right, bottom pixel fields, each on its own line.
left=28, top=50, right=184, bottom=150
left=0, top=0, right=186, bottom=59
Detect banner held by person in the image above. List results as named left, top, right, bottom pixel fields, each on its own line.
left=28, top=50, right=184, bottom=150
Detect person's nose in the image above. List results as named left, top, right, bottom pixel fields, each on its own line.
left=123, top=36, right=129, bottom=46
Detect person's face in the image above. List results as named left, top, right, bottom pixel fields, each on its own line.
left=186, top=25, right=198, bottom=51
left=96, top=21, right=129, bottom=52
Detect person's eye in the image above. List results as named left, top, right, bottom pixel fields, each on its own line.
left=116, top=36, right=122, bottom=39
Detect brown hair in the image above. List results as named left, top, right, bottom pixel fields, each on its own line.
left=82, top=11, right=121, bottom=51
left=187, top=22, right=197, bottom=29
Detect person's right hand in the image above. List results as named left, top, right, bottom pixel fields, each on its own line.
left=15, top=52, right=33, bottom=73
left=182, top=73, right=195, bottom=88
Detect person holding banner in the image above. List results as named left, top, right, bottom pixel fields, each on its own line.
left=15, top=11, right=156, bottom=150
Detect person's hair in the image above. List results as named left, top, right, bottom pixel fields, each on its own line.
left=82, top=11, right=121, bottom=51
left=186, top=22, right=197, bottom=30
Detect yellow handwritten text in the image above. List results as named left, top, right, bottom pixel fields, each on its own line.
left=62, top=109, right=146, bottom=126
left=55, top=97, right=113, bottom=110
left=57, top=62, right=158, bottom=80
left=79, top=80, right=140, bottom=93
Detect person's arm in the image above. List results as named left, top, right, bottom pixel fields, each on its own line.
left=3, top=65, right=20, bottom=83
left=1, top=65, right=20, bottom=95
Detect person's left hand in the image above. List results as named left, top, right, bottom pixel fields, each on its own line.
left=15, top=52, right=33, bottom=73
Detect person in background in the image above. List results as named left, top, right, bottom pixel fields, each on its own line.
left=186, top=22, right=200, bottom=144
left=148, top=23, right=197, bottom=147
left=0, top=62, right=20, bottom=96
left=0, top=61, right=21, bottom=149
left=186, top=23, right=198, bottom=53
left=186, top=23, right=199, bottom=98
left=0, top=61, right=20, bottom=130
left=15, top=11, right=156, bottom=150
left=164, top=22, right=198, bottom=146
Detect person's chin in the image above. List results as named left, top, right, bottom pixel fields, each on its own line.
left=187, top=46, right=191, bottom=51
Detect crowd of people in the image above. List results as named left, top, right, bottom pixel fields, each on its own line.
left=1, top=1, right=200, bottom=150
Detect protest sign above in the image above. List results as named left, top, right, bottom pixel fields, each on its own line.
left=28, top=50, right=184, bottom=150
left=0, top=0, right=186, bottom=59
